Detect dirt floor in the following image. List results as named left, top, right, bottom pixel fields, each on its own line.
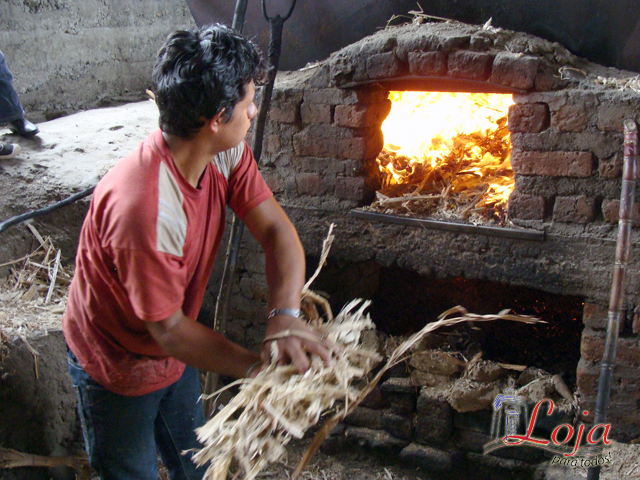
left=2, top=104, right=640, bottom=480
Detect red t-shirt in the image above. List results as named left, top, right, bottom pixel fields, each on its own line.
left=63, top=129, right=272, bottom=396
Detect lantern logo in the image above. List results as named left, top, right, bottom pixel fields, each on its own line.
left=483, top=389, right=613, bottom=459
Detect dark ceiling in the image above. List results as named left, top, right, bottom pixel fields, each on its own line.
left=185, top=0, right=640, bottom=74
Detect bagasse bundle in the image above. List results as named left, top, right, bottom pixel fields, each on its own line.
left=192, top=299, right=381, bottom=480
left=193, top=226, right=543, bottom=480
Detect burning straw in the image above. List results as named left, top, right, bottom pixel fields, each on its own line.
left=369, top=91, right=514, bottom=226
left=193, top=227, right=542, bottom=480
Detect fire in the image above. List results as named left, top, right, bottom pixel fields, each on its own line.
left=375, top=91, right=515, bottom=223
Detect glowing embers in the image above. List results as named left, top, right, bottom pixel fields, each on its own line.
left=373, top=91, right=515, bottom=225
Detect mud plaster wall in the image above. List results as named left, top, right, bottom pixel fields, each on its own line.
left=0, top=2, right=192, bottom=477
left=0, top=0, right=194, bottom=123
left=0, top=331, right=79, bottom=480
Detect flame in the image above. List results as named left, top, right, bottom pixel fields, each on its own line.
left=377, top=91, right=515, bottom=221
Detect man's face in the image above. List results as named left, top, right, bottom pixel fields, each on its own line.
left=216, top=81, right=257, bottom=150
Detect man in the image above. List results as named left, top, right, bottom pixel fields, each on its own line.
left=0, top=49, right=39, bottom=138
left=63, top=24, right=332, bottom=480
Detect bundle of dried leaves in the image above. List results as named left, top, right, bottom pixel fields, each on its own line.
left=193, top=298, right=381, bottom=480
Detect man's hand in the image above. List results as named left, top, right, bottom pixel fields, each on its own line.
left=263, top=313, right=335, bottom=373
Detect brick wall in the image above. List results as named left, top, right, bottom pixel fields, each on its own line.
left=235, top=20, right=640, bottom=446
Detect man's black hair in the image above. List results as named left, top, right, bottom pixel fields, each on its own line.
left=152, top=23, right=267, bottom=139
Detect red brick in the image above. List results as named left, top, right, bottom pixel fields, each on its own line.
left=408, top=51, right=447, bottom=76
left=366, top=52, right=404, bottom=79
left=261, top=171, right=296, bottom=193
left=552, top=195, right=596, bottom=223
left=261, top=171, right=283, bottom=192
left=580, top=330, right=640, bottom=368
left=507, top=190, right=546, bottom=220
left=616, top=337, right=640, bottom=368
left=269, top=99, right=300, bottom=123
left=300, top=103, right=331, bottom=124
left=581, top=330, right=606, bottom=363
left=293, top=125, right=383, bottom=160
left=447, top=51, right=494, bottom=81
left=491, top=53, right=539, bottom=90
left=303, top=87, right=389, bottom=106
left=601, top=199, right=640, bottom=224
left=300, top=157, right=353, bottom=177
left=334, top=101, right=391, bottom=128
left=335, top=176, right=374, bottom=201
left=511, top=150, right=593, bottom=177
left=599, top=153, right=623, bottom=178
left=583, top=302, right=610, bottom=330
left=576, top=359, right=599, bottom=396
left=508, top=104, right=550, bottom=133
left=295, top=173, right=326, bottom=196
left=553, top=104, right=590, bottom=132
left=265, top=133, right=282, bottom=154
left=534, top=71, right=559, bottom=92
left=597, top=105, right=638, bottom=132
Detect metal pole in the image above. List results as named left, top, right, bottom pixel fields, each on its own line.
left=586, top=119, right=637, bottom=480
left=203, top=0, right=296, bottom=417
left=232, top=0, right=249, bottom=31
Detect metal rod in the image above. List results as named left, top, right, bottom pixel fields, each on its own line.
left=232, top=0, right=249, bottom=31
left=203, top=0, right=296, bottom=417
left=203, top=0, right=253, bottom=417
left=587, top=119, right=637, bottom=480
left=349, top=209, right=546, bottom=242
left=338, top=76, right=527, bottom=95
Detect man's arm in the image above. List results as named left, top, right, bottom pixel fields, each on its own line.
left=145, top=309, right=260, bottom=378
left=243, top=197, right=334, bottom=372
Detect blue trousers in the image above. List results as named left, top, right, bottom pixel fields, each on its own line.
left=0, top=49, right=24, bottom=124
left=67, top=350, right=206, bottom=480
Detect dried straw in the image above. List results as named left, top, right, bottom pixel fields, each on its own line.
left=558, top=66, right=640, bottom=94
left=292, top=306, right=541, bottom=478
left=193, top=298, right=381, bottom=480
left=194, top=223, right=543, bottom=480
left=0, top=223, right=71, bottom=344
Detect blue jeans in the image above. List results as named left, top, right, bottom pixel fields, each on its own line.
left=67, top=349, right=206, bottom=480
left=0, top=49, right=24, bottom=124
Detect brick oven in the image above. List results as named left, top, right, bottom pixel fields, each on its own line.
left=215, top=19, right=640, bottom=463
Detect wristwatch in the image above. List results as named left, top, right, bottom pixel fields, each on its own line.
left=266, top=308, right=302, bottom=320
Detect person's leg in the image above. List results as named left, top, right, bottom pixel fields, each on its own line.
left=0, top=143, right=21, bottom=159
left=67, top=349, right=162, bottom=480
left=155, top=365, right=207, bottom=480
left=0, top=49, right=25, bottom=124
left=0, top=49, right=39, bottom=137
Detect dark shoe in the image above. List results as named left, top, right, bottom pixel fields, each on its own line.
left=0, top=143, right=21, bottom=159
left=8, top=118, right=39, bottom=138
